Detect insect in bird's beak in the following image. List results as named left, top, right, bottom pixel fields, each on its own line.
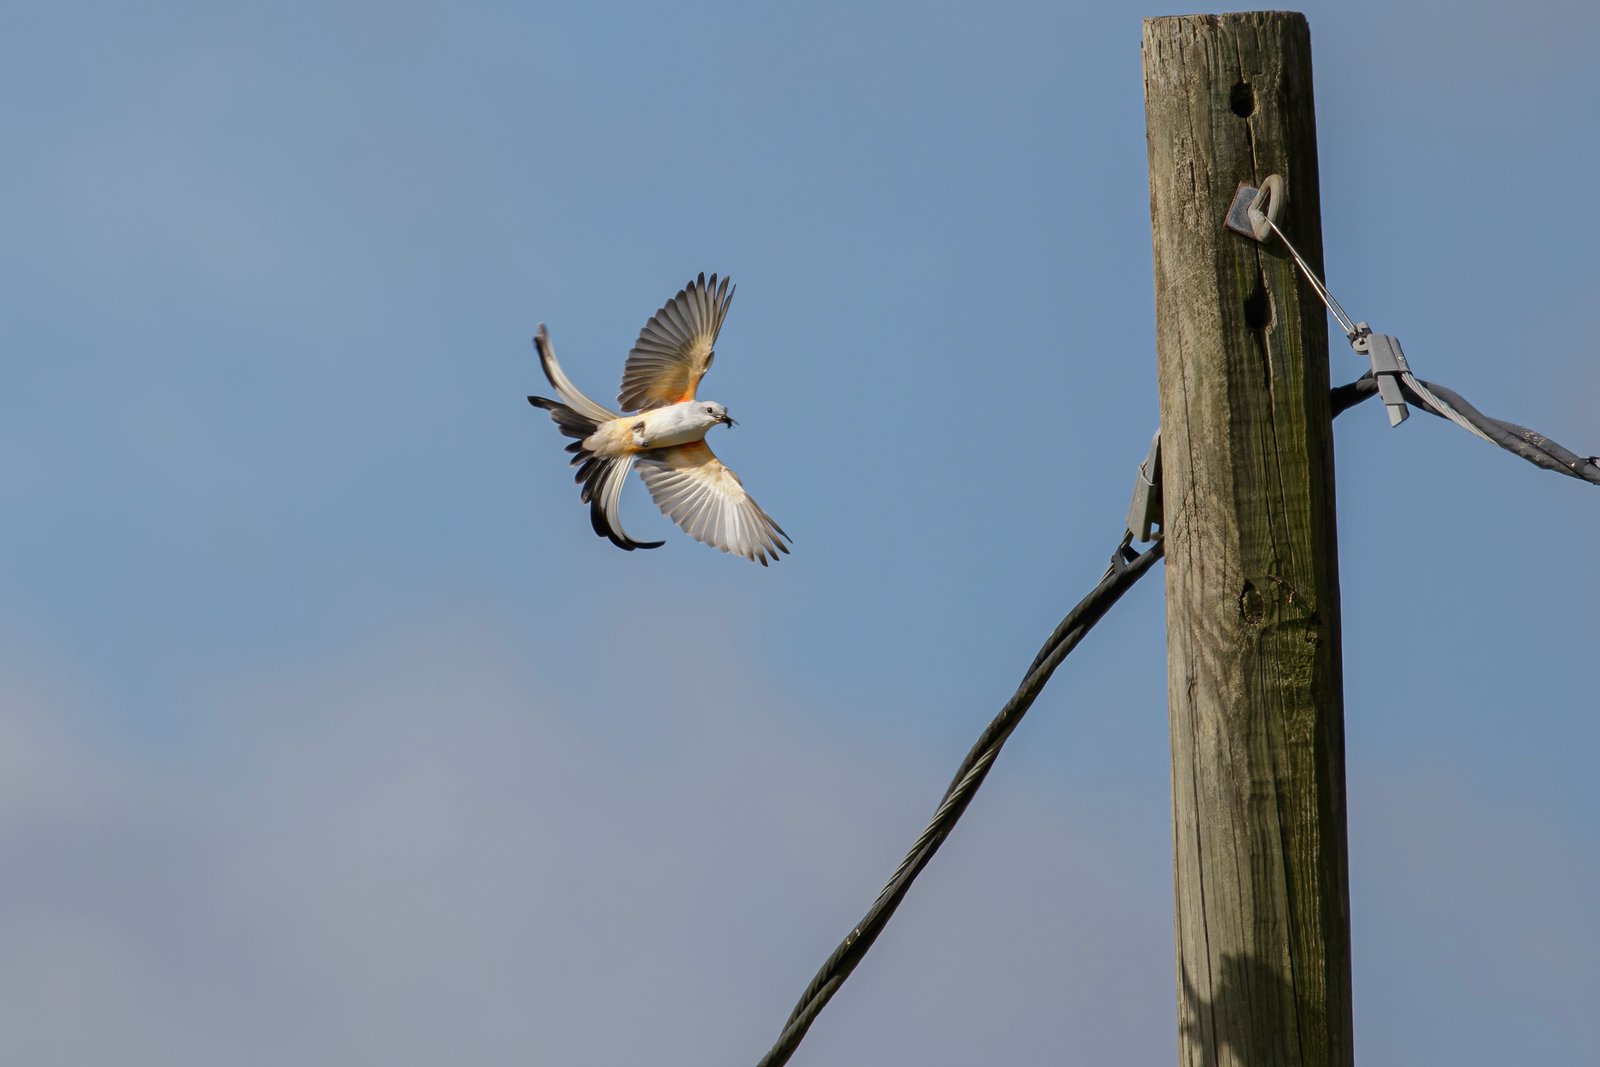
left=723, top=413, right=738, bottom=428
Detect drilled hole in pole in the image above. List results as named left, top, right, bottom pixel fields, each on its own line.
left=1239, top=581, right=1265, bottom=624
left=1243, top=284, right=1273, bottom=330
left=1229, top=81, right=1255, bottom=117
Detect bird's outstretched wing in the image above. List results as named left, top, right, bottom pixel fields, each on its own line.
left=634, top=440, right=790, bottom=566
left=618, top=273, right=734, bottom=412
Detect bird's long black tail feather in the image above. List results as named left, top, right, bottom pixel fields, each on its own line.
left=527, top=396, right=664, bottom=551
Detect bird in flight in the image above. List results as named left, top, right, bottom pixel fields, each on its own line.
left=528, top=273, right=791, bottom=566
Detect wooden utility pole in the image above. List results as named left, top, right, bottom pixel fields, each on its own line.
left=1142, top=13, right=1352, bottom=1067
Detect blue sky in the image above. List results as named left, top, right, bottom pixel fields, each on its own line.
left=2, top=2, right=1596, bottom=1064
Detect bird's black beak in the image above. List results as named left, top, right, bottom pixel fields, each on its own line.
left=723, top=413, right=738, bottom=428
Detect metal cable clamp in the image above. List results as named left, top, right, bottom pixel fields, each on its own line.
left=1126, top=430, right=1162, bottom=544
left=1351, top=325, right=1411, bottom=426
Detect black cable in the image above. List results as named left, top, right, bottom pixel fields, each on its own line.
left=1329, top=372, right=1377, bottom=418
left=754, top=534, right=1164, bottom=1067
left=1332, top=371, right=1599, bottom=485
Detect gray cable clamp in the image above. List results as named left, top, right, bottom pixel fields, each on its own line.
left=1126, top=430, right=1162, bottom=544
left=1351, top=326, right=1411, bottom=426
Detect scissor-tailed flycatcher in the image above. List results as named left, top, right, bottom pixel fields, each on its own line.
left=528, top=273, right=791, bottom=566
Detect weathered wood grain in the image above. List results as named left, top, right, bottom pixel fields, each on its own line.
left=1142, top=13, right=1353, bottom=1067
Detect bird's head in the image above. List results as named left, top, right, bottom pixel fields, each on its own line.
left=699, top=401, right=737, bottom=428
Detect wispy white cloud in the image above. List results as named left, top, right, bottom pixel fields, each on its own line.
left=0, top=619, right=1175, bottom=1066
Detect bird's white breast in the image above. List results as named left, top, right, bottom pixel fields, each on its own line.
left=632, top=401, right=716, bottom=449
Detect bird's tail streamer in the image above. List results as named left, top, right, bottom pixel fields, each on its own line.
left=527, top=395, right=662, bottom=552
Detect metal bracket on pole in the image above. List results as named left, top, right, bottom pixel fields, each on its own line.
left=1224, top=175, right=1285, bottom=242
left=1126, top=430, right=1162, bottom=543
left=1351, top=323, right=1411, bottom=426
